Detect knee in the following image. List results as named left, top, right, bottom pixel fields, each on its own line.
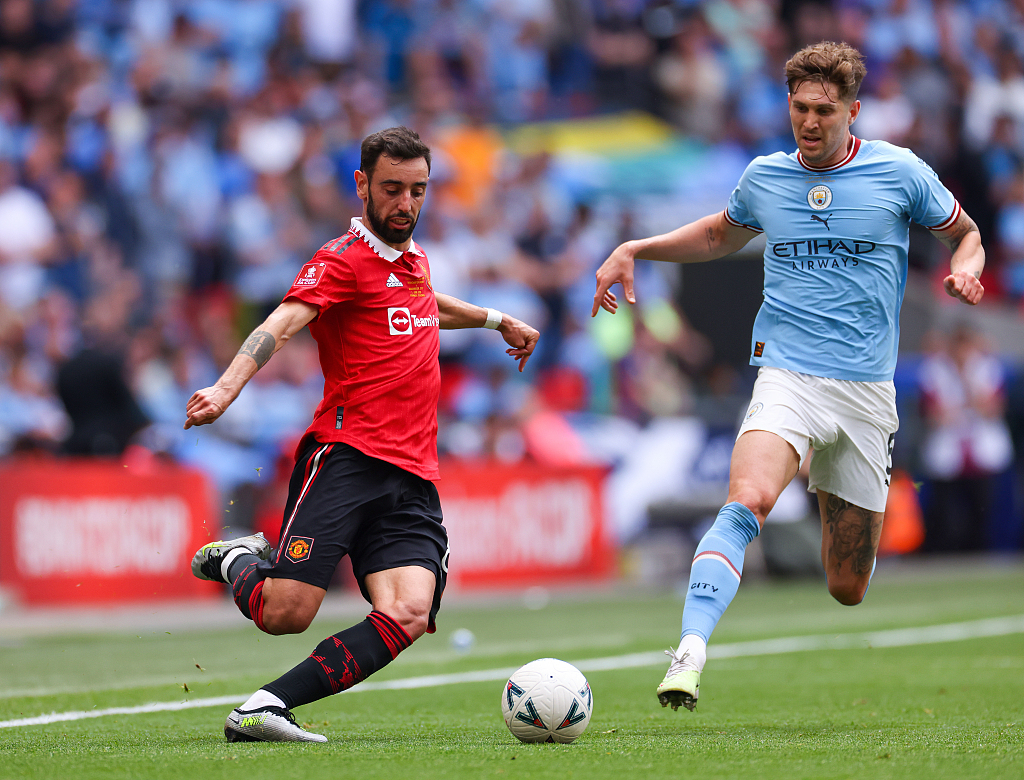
left=727, top=484, right=774, bottom=524
left=377, top=600, right=430, bottom=641
left=827, top=577, right=869, bottom=606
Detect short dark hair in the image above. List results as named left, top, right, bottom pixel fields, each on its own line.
left=785, top=41, right=867, bottom=104
left=360, top=126, right=431, bottom=179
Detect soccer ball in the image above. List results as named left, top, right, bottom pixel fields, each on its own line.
left=501, top=658, right=593, bottom=744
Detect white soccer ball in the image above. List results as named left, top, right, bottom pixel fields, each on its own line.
left=501, top=658, right=593, bottom=744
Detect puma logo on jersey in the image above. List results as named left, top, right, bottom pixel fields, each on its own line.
left=810, top=213, right=833, bottom=231
left=386, top=273, right=403, bottom=288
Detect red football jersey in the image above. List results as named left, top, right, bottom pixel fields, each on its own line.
left=284, top=218, right=441, bottom=480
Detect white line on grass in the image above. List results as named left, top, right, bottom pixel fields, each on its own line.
left=3, top=614, right=1022, bottom=730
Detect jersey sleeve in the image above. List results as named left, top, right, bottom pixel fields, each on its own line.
left=283, top=249, right=356, bottom=316
left=723, top=161, right=764, bottom=233
left=902, top=151, right=961, bottom=232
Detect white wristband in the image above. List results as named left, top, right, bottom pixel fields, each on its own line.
left=483, top=308, right=502, bottom=330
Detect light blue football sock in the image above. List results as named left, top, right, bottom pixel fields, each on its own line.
left=681, top=502, right=761, bottom=644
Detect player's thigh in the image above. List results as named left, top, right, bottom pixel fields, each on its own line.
left=732, top=368, right=817, bottom=519
left=816, top=489, right=882, bottom=581
left=804, top=371, right=896, bottom=512
left=350, top=471, right=448, bottom=634
left=728, top=430, right=802, bottom=520
left=364, top=565, right=437, bottom=616
left=269, top=441, right=397, bottom=591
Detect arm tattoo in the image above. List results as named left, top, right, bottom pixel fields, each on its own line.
left=939, top=212, right=979, bottom=254
left=824, top=495, right=881, bottom=576
left=705, top=227, right=716, bottom=254
left=238, top=330, right=276, bottom=369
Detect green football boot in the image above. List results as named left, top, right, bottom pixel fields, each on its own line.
left=656, top=646, right=700, bottom=712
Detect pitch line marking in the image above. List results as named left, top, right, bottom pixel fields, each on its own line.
left=2, top=614, right=1022, bottom=730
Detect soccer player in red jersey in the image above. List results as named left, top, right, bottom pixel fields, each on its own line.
left=184, top=127, right=539, bottom=743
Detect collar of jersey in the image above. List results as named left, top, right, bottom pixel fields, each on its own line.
left=797, top=136, right=862, bottom=172
left=350, top=217, right=424, bottom=262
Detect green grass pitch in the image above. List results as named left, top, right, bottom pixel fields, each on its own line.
left=1, top=561, right=1022, bottom=779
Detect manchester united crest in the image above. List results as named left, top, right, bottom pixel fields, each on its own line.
left=285, top=535, right=314, bottom=563
left=807, top=184, right=833, bottom=210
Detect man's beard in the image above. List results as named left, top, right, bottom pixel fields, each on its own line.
left=366, top=192, right=418, bottom=245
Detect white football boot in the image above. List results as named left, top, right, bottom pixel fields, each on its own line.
left=224, top=706, right=328, bottom=743
left=191, top=532, right=271, bottom=583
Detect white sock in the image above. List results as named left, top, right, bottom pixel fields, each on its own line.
left=679, top=633, right=708, bottom=672
left=241, top=689, right=286, bottom=712
left=220, top=547, right=248, bottom=583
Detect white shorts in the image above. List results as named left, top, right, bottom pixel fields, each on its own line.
left=737, top=367, right=899, bottom=513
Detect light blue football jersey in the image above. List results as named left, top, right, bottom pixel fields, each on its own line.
left=725, top=137, right=960, bottom=382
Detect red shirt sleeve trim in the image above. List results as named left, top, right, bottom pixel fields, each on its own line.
left=926, top=200, right=962, bottom=232
left=724, top=210, right=763, bottom=233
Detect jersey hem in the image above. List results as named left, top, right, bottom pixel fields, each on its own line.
left=750, top=359, right=893, bottom=384
left=303, top=433, right=440, bottom=482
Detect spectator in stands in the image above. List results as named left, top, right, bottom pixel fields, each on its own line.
left=0, top=0, right=1018, bottom=564
left=917, top=325, right=1014, bottom=551
left=56, top=291, right=148, bottom=456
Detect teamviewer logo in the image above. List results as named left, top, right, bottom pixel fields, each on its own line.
left=388, top=307, right=413, bottom=335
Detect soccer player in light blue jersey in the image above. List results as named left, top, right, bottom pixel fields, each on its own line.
left=592, top=41, right=986, bottom=713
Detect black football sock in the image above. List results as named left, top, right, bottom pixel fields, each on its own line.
left=263, top=611, right=413, bottom=709
left=226, top=553, right=260, bottom=583
left=229, top=559, right=271, bottom=632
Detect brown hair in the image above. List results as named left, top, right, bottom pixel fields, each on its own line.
left=360, top=126, right=431, bottom=179
left=785, top=41, right=867, bottom=104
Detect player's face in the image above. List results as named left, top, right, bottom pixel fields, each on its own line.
left=356, top=155, right=429, bottom=247
left=788, top=80, right=860, bottom=167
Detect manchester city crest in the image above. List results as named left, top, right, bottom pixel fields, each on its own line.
left=807, top=184, right=833, bottom=210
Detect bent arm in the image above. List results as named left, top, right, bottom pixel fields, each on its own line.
left=593, top=210, right=757, bottom=316
left=633, top=210, right=758, bottom=264
left=435, top=292, right=495, bottom=330
left=184, top=299, right=319, bottom=428
left=434, top=292, right=540, bottom=372
left=935, top=210, right=985, bottom=305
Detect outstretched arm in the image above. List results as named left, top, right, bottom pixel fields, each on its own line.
left=184, top=299, right=319, bottom=429
left=434, top=292, right=540, bottom=372
left=935, top=209, right=985, bottom=305
left=592, top=210, right=757, bottom=316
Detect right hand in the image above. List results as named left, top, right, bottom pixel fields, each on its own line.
left=184, top=386, right=234, bottom=429
left=592, top=243, right=636, bottom=317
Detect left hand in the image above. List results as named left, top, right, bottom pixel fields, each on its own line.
left=498, top=316, right=540, bottom=372
left=944, top=270, right=984, bottom=305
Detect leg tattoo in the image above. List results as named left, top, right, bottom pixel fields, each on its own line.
left=823, top=495, right=880, bottom=576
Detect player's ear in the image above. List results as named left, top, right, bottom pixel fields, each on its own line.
left=354, top=169, right=369, bottom=200
left=848, top=99, right=861, bottom=126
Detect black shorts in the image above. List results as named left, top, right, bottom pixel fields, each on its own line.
left=268, top=440, right=448, bottom=631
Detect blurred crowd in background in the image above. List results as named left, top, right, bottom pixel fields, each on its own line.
left=1, top=0, right=1023, bottom=556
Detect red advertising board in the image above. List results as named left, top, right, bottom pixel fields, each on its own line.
left=0, top=459, right=222, bottom=605
left=437, top=461, right=615, bottom=588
